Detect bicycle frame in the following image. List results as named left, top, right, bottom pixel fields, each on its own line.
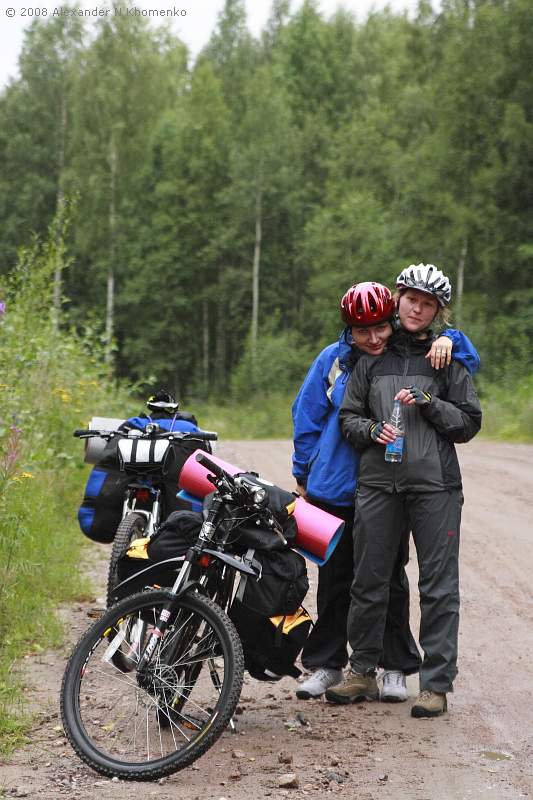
left=121, top=482, right=162, bottom=537
left=136, top=464, right=266, bottom=673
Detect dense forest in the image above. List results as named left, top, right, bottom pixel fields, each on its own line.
left=0, top=0, right=532, bottom=401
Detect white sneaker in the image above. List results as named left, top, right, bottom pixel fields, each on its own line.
left=296, top=667, right=343, bottom=699
left=380, top=670, right=408, bottom=702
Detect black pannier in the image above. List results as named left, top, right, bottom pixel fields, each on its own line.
left=113, top=511, right=203, bottom=597
left=146, top=511, right=203, bottom=562
left=233, top=548, right=308, bottom=617
left=229, top=604, right=312, bottom=681
left=228, top=547, right=310, bottom=681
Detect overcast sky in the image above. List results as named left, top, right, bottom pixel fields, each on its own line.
left=0, top=0, right=424, bottom=88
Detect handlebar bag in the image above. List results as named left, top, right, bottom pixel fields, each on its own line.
left=202, top=472, right=299, bottom=552
left=236, top=473, right=297, bottom=526
left=117, top=438, right=172, bottom=474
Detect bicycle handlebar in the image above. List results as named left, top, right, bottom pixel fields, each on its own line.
left=194, top=452, right=285, bottom=541
left=74, top=428, right=218, bottom=441
left=195, top=452, right=231, bottom=481
left=195, top=431, right=218, bottom=441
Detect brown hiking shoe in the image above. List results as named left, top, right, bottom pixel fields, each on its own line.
left=411, top=690, right=447, bottom=718
left=325, top=669, right=379, bottom=705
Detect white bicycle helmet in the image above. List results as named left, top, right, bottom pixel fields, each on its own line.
left=396, top=263, right=452, bottom=307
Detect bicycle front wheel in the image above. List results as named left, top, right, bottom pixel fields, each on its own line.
left=61, top=589, right=244, bottom=780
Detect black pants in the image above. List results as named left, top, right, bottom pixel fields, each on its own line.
left=301, top=498, right=421, bottom=674
left=348, top=486, right=462, bottom=693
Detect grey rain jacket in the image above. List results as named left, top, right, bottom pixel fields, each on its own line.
left=339, top=330, right=482, bottom=493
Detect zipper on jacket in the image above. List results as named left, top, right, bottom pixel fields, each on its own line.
left=395, top=348, right=410, bottom=492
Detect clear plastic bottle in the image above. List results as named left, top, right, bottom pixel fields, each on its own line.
left=384, top=399, right=405, bottom=463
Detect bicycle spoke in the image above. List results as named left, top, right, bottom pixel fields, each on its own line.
left=62, top=590, right=243, bottom=778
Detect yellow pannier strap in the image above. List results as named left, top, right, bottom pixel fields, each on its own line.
left=270, top=607, right=311, bottom=634
left=125, top=537, right=151, bottom=559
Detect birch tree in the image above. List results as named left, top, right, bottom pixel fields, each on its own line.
left=69, top=12, right=187, bottom=365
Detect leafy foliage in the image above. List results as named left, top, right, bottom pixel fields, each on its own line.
left=0, top=223, right=131, bottom=751
left=0, top=0, right=532, bottom=403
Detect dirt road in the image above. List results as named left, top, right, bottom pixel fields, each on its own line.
left=2, top=440, right=532, bottom=800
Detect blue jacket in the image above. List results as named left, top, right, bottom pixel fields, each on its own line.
left=291, top=328, right=480, bottom=506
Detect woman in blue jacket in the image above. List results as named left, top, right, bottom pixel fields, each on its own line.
left=292, top=281, right=480, bottom=701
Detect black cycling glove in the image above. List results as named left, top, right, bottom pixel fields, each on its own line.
left=370, top=421, right=385, bottom=442
left=409, top=385, right=432, bottom=406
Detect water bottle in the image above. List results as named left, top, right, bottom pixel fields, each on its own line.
left=384, top=399, right=405, bottom=463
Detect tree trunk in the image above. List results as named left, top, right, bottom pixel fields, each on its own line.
left=456, top=237, right=467, bottom=328
left=105, top=134, right=118, bottom=367
left=215, top=313, right=226, bottom=391
left=52, top=93, right=67, bottom=331
left=251, top=187, right=262, bottom=366
left=203, top=298, right=209, bottom=395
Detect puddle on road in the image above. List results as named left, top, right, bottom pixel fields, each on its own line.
left=480, top=750, right=514, bottom=761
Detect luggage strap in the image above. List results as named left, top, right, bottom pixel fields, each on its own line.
left=235, top=548, right=261, bottom=603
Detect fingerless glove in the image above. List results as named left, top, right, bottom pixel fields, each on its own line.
left=370, top=421, right=385, bottom=441
left=409, top=385, right=432, bottom=406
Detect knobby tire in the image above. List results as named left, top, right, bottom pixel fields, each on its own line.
left=60, top=590, right=244, bottom=780
left=106, top=512, right=147, bottom=608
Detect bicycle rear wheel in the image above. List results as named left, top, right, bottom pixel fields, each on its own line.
left=106, top=511, right=147, bottom=608
left=61, top=589, right=244, bottom=780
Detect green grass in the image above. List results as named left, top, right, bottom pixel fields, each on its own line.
left=477, top=375, right=533, bottom=442
left=192, top=376, right=533, bottom=444
left=0, top=230, right=132, bottom=754
left=192, top=391, right=295, bottom=440
left=0, top=471, right=91, bottom=750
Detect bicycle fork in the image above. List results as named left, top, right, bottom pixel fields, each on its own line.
left=136, top=498, right=223, bottom=672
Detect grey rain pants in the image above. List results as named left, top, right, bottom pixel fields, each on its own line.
left=301, top=500, right=421, bottom=674
left=348, top=485, right=463, bottom=693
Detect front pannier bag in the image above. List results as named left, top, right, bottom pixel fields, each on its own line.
left=233, top=548, right=309, bottom=617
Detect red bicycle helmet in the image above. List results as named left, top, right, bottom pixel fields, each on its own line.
left=340, top=282, right=395, bottom=327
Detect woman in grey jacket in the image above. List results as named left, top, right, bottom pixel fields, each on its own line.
left=326, top=264, right=482, bottom=717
